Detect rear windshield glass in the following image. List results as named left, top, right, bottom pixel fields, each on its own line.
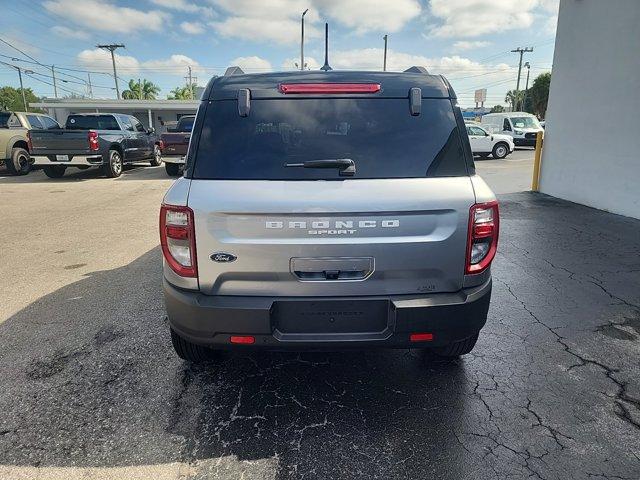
left=65, top=115, right=120, bottom=130
left=192, top=98, right=467, bottom=180
left=176, top=116, right=195, bottom=132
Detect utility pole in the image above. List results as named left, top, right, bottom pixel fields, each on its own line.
left=0, top=62, right=33, bottom=110
left=138, top=78, right=142, bottom=100
left=87, top=73, right=93, bottom=98
left=51, top=65, right=58, bottom=98
left=300, top=8, right=309, bottom=71
left=511, top=47, right=533, bottom=111
left=383, top=34, right=388, bottom=72
left=522, top=62, right=531, bottom=111
left=96, top=44, right=125, bottom=99
left=184, top=66, right=197, bottom=100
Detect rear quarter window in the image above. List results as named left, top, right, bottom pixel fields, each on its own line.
left=192, top=98, right=468, bottom=180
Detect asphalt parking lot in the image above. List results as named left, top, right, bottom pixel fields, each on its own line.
left=0, top=159, right=638, bottom=479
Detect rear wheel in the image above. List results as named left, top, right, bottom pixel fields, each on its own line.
left=42, top=165, right=66, bottom=178
left=102, top=149, right=123, bottom=178
left=165, top=162, right=181, bottom=177
left=6, top=147, right=31, bottom=175
left=432, top=333, right=479, bottom=358
left=170, top=328, right=218, bottom=362
left=150, top=145, right=162, bottom=166
left=492, top=142, right=509, bottom=159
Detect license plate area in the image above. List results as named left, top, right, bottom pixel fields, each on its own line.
left=55, top=155, right=69, bottom=162
left=272, top=299, right=390, bottom=335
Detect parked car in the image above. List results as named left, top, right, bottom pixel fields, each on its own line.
left=466, top=124, right=514, bottom=159
left=481, top=111, right=543, bottom=146
left=159, top=115, right=194, bottom=177
left=161, top=67, right=499, bottom=362
left=0, top=111, right=60, bottom=175
left=29, top=113, right=161, bottom=178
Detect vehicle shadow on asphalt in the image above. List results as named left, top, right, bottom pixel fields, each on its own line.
left=0, top=164, right=172, bottom=183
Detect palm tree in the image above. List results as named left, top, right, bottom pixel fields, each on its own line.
left=504, top=89, right=524, bottom=111
left=167, top=84, right=198, bottom=100
left=122, top=79, right=160, bottom=100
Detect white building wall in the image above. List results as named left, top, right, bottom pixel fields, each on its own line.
left=540, top=0, right=640, bottom=219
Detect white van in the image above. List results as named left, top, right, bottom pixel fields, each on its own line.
left=481, top=112, right=543, bottom=147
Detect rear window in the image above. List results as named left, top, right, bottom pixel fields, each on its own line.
left=176, top=116, right=195, bottom=132
left=0, top=112, right=11, bottom=126
left=192, top=98, right=467, bottom=180
left=66, top=115, right=120, bottom=130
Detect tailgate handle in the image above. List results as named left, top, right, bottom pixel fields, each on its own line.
left=290, top=257, right=374, bottom=282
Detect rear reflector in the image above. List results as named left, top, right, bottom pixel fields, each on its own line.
left=230, top=335, right=255, bottom=344
left=410, top=333, right=434, bottom=342
left=279, top=83, right=381, bottom=94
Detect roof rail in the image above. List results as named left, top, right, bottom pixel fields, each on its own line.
left=404, top=66, right=429, bottom=74
left=224, top=66, right=245, bottom=76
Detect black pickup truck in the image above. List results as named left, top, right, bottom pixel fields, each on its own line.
left=29, top=113, right=161, bottom=178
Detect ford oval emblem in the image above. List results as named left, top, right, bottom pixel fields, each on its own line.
left=211, top=252, right=237, bottom=263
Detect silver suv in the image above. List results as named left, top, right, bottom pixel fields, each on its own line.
left=161, top=67, right=499, bottom=362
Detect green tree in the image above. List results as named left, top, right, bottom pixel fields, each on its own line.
left=167, top=84, right=197, bottom=100
left=122, top=79, right=161, bottom=100
left=504, top=89, right=524, bottom=111
left=490, top=104, right=505, bottom=113
left=529, top=72, right=551, bottom=119
left=0, top=86, right=42, bottom=112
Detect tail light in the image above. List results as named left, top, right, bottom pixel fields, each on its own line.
left=158, top=139, right=165, bottom=152
left=160, top=205, right=197, bottom=277
left=465, top=201, right=499, bottom=274
left=26, top=131, right=33, bottom=152
left=88, top=130, right=99, bottom=151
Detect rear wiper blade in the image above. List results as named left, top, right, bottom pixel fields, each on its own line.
left=284, top=158, right=355, bottom=176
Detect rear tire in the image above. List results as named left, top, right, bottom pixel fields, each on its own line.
left=42, top=165, right=66, bottom=178
left=102, top=149, right=123, bottom=178
left=150, top=145, right=162, bottom=166
left=170, top=328, right=217, bottom=362
left=6, top=147, right=31, bottom=175
left=165, top=162, right=181, bottom=177
left=433, top=333, right=479, bottom=358
left=492, top=142, right=509, bottom=159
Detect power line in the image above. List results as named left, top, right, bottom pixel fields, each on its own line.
left=96, top=44, right=125, bottom=99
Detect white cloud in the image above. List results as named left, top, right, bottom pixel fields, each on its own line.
left=180, top=21, right=206, bottom=35
left=282, top=56, right=321, bottom=70
left=230, top=56, right=272, bottom=72
left=76, top=50, right=203, bottom=77
left=77, top=48, right=140, bottom=74
left=317, top=0, right=421, bottom=33
left=44, top=0, right=169, bottom=33
left=141, top=55, right=205, bottom=76
left=209, top=0, right=420, bottom=45
left=429, top=0, right=538, bottom=38
left=51, top=25, right=90, bottom=40
left=150, top=0, right=215, bottom=17
left=452, top=40, right=492, bottom=51
left=211, top=17, right=320, bottom=45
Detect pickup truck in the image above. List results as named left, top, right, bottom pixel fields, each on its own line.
left=159, top=115, right=194, bottom=177
left=29, top=113, right=161, bottom=178
left=0, top=111, right=60, bottom=175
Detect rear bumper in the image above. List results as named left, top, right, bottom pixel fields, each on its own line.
left=161, top=155, right=185, bottom=164
left=164, top=278, right=492, bottom=349
left=31, top=154, right=104, bottom=166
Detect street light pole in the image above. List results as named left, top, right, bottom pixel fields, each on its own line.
left=383, top=34, right=388, bottom=72
left=522, top=62, right=531, bottom=111
left=300, top=9, right=309, bottom=71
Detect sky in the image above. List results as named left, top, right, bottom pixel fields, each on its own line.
left=0, top=0, right=559, bottom=107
